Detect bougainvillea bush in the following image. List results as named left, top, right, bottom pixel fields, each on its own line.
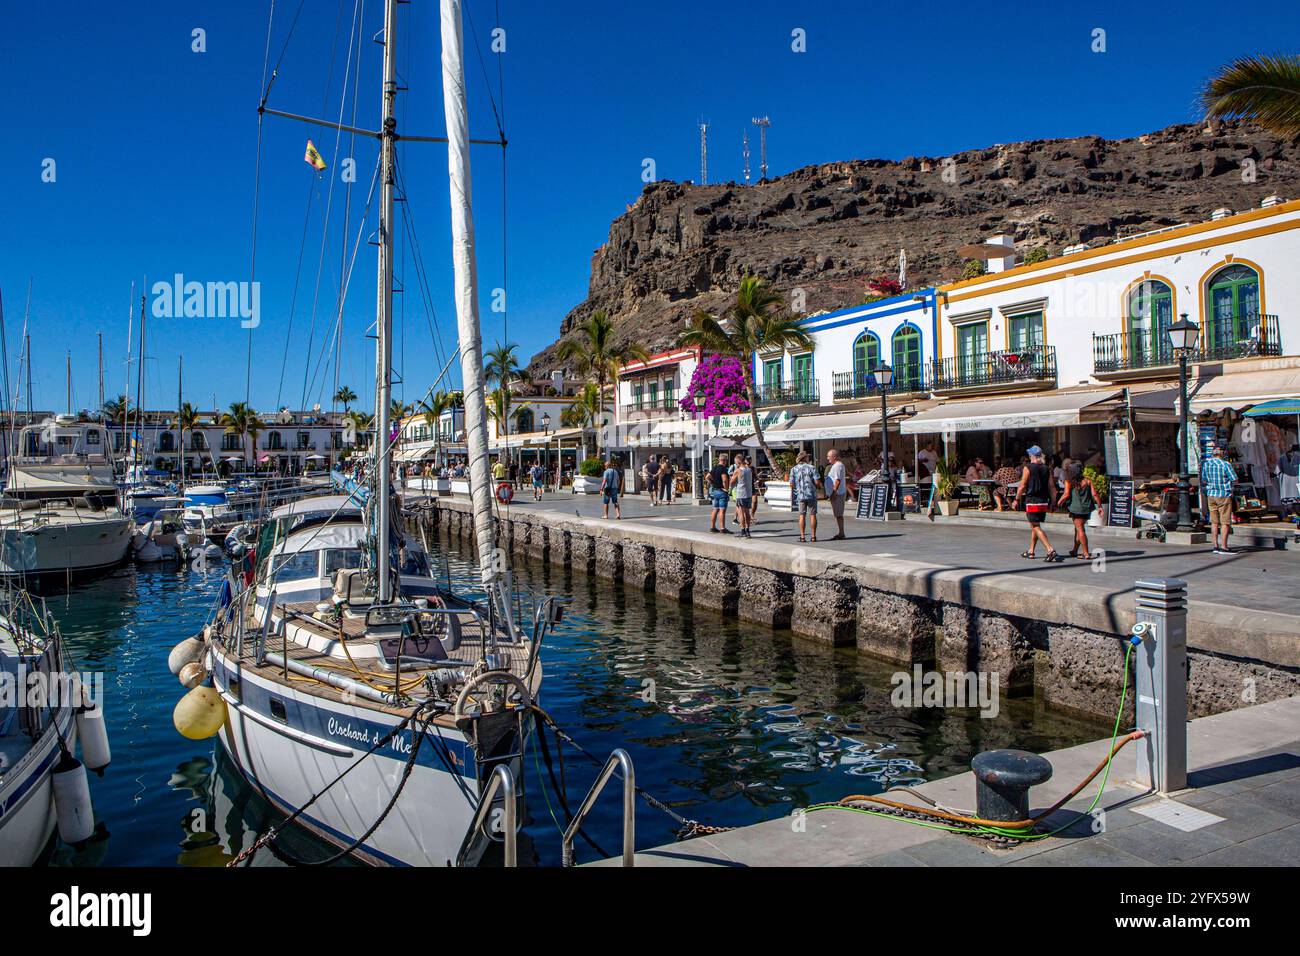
left=679, top=353, right=751, bottom=418
left=866, top=276, right=903, bottom=298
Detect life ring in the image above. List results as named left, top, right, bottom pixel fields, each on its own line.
left=495, top=482, right=514, bottom=504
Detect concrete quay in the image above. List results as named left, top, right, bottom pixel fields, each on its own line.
left=585, top=695, right=1300, bottom=867
left=413, top=492, right=1300, bottom=723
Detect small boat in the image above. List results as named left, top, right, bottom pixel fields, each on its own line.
left=0, top=588, right=110, bottom=864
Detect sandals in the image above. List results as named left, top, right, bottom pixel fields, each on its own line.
left=1044, top=551, right=1058, bottom=562
left=1021, top=550, right=1036, bottom=559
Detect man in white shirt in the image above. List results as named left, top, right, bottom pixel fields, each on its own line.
left=917, top=443, right=938, bottom=478
left=825, top=448, right=851, bottom=540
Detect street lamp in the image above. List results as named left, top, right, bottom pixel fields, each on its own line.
left=541, top=412, right=552, bottom=492
left=1168, top=314, right=1200, bottom=533
left=875, top=363, right=896, bottom=513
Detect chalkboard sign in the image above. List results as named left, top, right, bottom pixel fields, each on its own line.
left=1107, top=478, right=1135, bottom=528
left=896, top=483, right=921, bottom=515
left=857, top=482, right=890, bottom=520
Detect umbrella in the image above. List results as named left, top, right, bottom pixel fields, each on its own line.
left=1242, top=398, right=1300, bottom=417
left=306, top=454, right=326, bottom=460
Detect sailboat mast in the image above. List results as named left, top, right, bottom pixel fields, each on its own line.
left=440, top=0, right=499, bottom=589
left=372, top=0, right=399, bottom=603
left=135, top=293, right=147, bottom=474
left=97, top=332, right=104, bottom=423
left=66, top=352, right=71, bottom=414
left=178, top=355, right=185, bottom=487
left=122, top=282, right=134, bottom=464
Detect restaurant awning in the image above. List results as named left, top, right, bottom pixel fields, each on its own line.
left=900, top=389, right=1123, bottom=434
left=1187, top=366, right=1300, bottom=414
left=772, top=410, right=884, bottom=443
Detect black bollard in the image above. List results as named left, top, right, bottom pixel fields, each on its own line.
left=971, top=749, right=1054, bottom=822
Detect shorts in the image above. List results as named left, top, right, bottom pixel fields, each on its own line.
left=532, top=480, right=543, bottom=489
left=829, top=494, right=846, bottom=518
left=1025, top=500, right=1049, bottom=525
left=602, top=491, right=618, bottom=505
left=736, top=497, right=753, bottom=511
left=1208, top=495, right=1233, bottom=524
left=710, top=490, right=729, bottom=510
left=798, top=497, right=817, bottom=515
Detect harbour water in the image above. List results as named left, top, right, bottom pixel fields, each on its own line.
left=41, top=542, right=1105, bottom=867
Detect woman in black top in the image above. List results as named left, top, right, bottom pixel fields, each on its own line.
left=1014, top=446, right=1057, bottom=561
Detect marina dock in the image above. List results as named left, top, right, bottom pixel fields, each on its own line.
left=586, top=695, right=1300, bottom=867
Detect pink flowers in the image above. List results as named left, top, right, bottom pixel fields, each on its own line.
left=867, top=276, right=903, bottom=297
left=679, top=354, right=751, bottom=418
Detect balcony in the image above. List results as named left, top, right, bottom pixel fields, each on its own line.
left=620, top=396, right=680, bottom=419
left=929, top=345, right=1057, bottom=394
left=754, top=380, right=820, bottom=408
left=832, top=367, right=926, bottom=401
left=1093, top=314, right=1281, bottom=376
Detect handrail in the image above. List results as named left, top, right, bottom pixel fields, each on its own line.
left=562, top=748, right=635, bottom=867
left=462, top=763, right=517, bottom=867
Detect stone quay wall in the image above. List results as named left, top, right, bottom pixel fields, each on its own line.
left=416, top=499, right=1300, bottom=723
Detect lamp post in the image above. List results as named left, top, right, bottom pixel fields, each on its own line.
left=541, top=412, right=552, bottom=491
left=876, top=363, right=896, bottom=512
left=1167, top=314, right=1200, bottom=533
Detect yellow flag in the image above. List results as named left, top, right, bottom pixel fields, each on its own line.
left=304, top=140, right=327, bottom=171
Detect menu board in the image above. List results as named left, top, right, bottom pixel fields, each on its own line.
left=857, top=482, right=890, bottom=520
left=1107, top=478, right=1135, bottom=528
left=1104, top=429, right=1132, bottom=478
left=896, top=483, right=922, bottom=515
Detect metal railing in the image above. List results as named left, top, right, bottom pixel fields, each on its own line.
left=461, top=764, right=518, bottom=867
left=620, top=396, right=678, bottom=417
left=562, top=748, right=636, bottom=867
left=928, top=345, right=1057, bottom=391
left=1093, top=315, right=1281, bottom=373
left=753, top=379, right=819, bottom=408
left=831, top=367, right=925, bottom=400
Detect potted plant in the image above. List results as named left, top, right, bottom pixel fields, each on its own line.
left=762, top=451, right=796, bottom=507
left=1084, top=466, right=1109, bottom=527
left=571, top=456, right=604, bottom=494
left=934, top=457, right=961, bottom=516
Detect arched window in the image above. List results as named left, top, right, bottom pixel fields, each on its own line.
left=157, top=431, right=175, bottom=452
left=1205, top=264, right=1261, bottom=353
left=268, top=431, right=283, bottom=450
left=852, top=331, right=879, bottom=391
left=1126, top=279, right=1174, bottom=366
left=515, top=408, right=534, bottom=433
left=892, top=325, right=922, bottom=391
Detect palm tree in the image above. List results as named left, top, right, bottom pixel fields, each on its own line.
left=487, top=388, right=529, bottom=447
left=418, top=390, right=456, bottom=469
left=680, top=273, right=813, bottom=468
left=555, top=311, right=649, bottom=458
left=101, top=395, right=133, bottom=424
left=333, top=385, right=358, bottom=414
left=485, top=342, right=526, bottom=464
left=177, top=401, right=201, bottom=480
left=219, top=401, right=264, bottom=468
left=1201, top=54, right=1300, bottom=139
left=345, top=410, right=373, bottom=449
left=562, top=381, right=604, bottom=461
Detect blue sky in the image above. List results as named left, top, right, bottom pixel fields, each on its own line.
left=1, top=0, right=1294, bottom=415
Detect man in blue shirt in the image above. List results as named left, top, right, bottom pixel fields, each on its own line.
left=1201, top=444, right=1237, bottom=554
left=788, top=450, right=819, bottom=542
left=600, top=459, right=622, bottom=520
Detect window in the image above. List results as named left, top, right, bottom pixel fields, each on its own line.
left=1206, top=264, right=1261, bottom=352
left=86, top=430, right=101, bottom=446
left=647, top=381, right=659, bottom=407
left=631, top=383, right=643, bottom=409
left=763, top=358, right=783, bottom=394
left=891, top=326, right=922, bottom=390
left=157, top=432, right=175, bottom=452
left=515, top=408, right=534, bottom=433
left=274, top=549, right=320, bottom=582
left=297, top=431, right=310, bottom=450
left=1007, top=311, right=1044, bottom=352
left=324, top=549, right=364, bottom=577
left=222, top=434, right=241, bottom=452
left=267, top=431, right=284, bottom=450
left=792, top=353, right=814, bottom=401
left=190, top=432, right=207, bottom=450
left=1126, top=279, right=1173, bottom=365
left=332, top=431, right=343, bottom=450
left=956, top=321, right=988, bottom=380
left=852, top=332, right=880, bottom=379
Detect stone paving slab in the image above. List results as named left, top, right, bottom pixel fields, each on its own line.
left=586, top=696, right=1300, bottom=867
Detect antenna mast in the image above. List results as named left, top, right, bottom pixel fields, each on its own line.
left=698, top=119, right=708, bottom=185
left=751, top=116, right=770, bottom=181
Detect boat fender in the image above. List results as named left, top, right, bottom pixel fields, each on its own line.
left=495, top=482, right=513, bottom=504
left=173, top=683, right=227, bottom=740
left=52, top=751, right=96, bottom=846
left=168, top=636, right=205, bottom=675
left=178, top=660, right=207, bottom=689
left=76, top=701, right=112, bottom=774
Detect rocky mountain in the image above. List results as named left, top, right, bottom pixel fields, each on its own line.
left=528, top=119, right=1300, bottom=373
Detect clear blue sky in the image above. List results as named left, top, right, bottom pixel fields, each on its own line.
left=1, top=0, right=1293, bottom=415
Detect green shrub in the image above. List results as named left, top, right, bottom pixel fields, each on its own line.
left=578, top=457, right=603, bottom=477
left=771, top=451, right=796, bottom=479
left=1084, top=465, right=1109, bottom=500
left=934, top=457, right=961, bottom=500
left=1022, top=246, right=1049, bottom=265
left=961, top=259, right=987, bottom=280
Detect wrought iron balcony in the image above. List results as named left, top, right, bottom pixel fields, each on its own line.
left=832, top=367, right=926, bottom=400
left=620, top=395, right=679, bottom=418
left=753, top=379, right=820, bottom=408
left=928, top=345, right=1057, bottom=392
left=1093, top=314, right=1281, bottom=374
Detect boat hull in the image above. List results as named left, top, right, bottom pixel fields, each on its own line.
left=0, top=514, right=133, bottom=584
left=0, top=711, right=77, bottom=866
left=212, top=649, right=516, bottom=867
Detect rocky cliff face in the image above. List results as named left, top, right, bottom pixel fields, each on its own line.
left=528, top=120, right=1300, bottom=373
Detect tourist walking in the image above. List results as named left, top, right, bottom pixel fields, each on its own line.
left=1058, top=463, right=1097, bottom=559
left=1202, top=444, right=1238, bottom=555
left=733, top=454, right=755, bottom=538
left=824, top=448, right=852, bottom=540
left=1014, top=445, right=1057, bottom=561
left=658, top=456, right=674, bottom=505
left=708, top=453, right=731, bottom=533
left=643, top=454, right=660, bottom=507
left=790, top=450, right=818, bottom=542
left=600, top=459, right=622, bottom=519
left=529, top=461, right=545, bottom=501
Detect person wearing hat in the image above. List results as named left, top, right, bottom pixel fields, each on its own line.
left=1014, top=445, right=1057, bottom=561
left=1202, top=443, right=1238, bottom=555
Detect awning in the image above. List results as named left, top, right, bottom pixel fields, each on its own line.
left=901, top=389, right=1123, bottom=434
left=1243, top=398, right=1300, bottom=417
left=769, top=410, right=884, bottom=443
left=1187, top=367, right=1300, bottom=414
left=1127, top=385, right=1179, bottom=424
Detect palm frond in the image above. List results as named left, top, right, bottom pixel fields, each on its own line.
left=1201, top=54, right=1300, bottom=139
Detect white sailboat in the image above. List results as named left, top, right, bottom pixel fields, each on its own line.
left=177, top=0, right=555, bottom=867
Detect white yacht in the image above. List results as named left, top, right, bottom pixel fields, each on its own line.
left=1, top=418, right=133, bottom=584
